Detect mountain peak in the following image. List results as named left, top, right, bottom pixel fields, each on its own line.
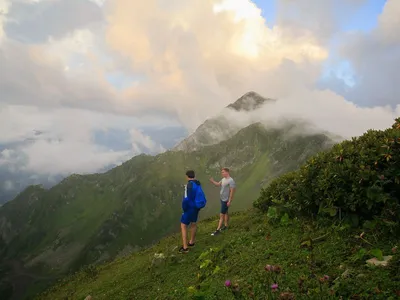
left=173, top=91, right=275, bottom=152
left=227, top=91, right=274, bottom=112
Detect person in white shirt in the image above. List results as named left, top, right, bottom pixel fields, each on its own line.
left=209, top=167, right=236, bottom=236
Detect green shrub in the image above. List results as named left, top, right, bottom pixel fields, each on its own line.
left=254, top=118, right=400, bottom=230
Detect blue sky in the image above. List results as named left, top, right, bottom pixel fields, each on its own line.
left=253, top=0, right=387, bottom=32
left=341, top=0, right=387, bottom=32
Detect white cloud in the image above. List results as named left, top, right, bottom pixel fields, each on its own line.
left=129, top=128, right=165, bottom=155
left=0, top=149, right=16, bottom=166
left=3, top=180, right=14, bottom=191
left=103, top=0, right=328, bottom=130
left=0, top=0, right=399, bottom=180
left=222, top=90, right=400, bottom=140
left=88, top=0, right=107, bottom=6
left=0, top=0, right=10, bottom=43
left=0, top=105, right=169, bottom=175
left=18, top=138, right=129, bottom=175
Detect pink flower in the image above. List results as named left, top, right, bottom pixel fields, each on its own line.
left=271, top=283, right=278, bottom=292
left=225, top=280, right=231, bottom=287
left=324, top=275, right=330, bottom=281
left=265, top=264, right=273, bottom=271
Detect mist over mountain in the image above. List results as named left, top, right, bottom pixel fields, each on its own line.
left=173, top=92, right=276, bottom=152
left=0, top=126, right=187, bottom=205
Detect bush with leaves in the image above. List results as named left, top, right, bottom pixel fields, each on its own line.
left=254, top=118, right=400, bottom=231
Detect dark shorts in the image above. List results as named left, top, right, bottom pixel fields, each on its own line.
left=220, top=200, right=229, bottom=214
left=181, top=209, right=199, bottom=225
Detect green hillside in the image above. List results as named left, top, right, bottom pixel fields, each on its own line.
left=38, top=119, right=400, bottom=300
left=39, top=210, right=399, bottom=300
left=0, top=122, right=333, bottom=299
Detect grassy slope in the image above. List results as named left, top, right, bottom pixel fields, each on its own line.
left=39, top=210, right=400, bottom=300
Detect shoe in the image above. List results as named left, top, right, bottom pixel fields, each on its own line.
left=211, top=230, right=220, bottom=236
left=188, top=242, right=195, bottom=247
left=178, top=246, right=189, bottom=254
left=220, top=226, right=228, bottom=231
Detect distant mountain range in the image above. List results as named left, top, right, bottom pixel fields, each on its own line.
left=0, top=126, right=187, bottom=205
left=0, top=92, right=336, bottom=299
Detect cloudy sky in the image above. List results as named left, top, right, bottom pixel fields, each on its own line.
left=0, top=0, right=399, bottom=184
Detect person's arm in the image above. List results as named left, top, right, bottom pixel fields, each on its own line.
left=187, top=181, right=195, bottom=203
left=182, top=183, right=192, bottom=211
left=227, top=180, right=236, bottom=206
left=209, top=177, right=221, bottom=187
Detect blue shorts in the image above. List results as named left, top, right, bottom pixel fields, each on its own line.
left=220, top=200, right=229, bottom=214
left=181, top=209, right=199, bottom=225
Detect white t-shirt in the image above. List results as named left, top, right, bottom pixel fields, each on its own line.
left=219, top=177, right=236, bottom=202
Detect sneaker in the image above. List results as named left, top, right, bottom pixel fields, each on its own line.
left=178, top=246, right=189, bottom=254
left=220, top=226, right=228, bottom=231
left=211, top=230, right=220, bottom=236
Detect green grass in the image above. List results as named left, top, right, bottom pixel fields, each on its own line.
left=39, top=210, right=400, bottom=300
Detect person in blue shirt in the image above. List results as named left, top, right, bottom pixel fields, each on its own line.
left=179, top=170, right=201, bottom=254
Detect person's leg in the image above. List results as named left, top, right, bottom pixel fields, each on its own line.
left=189, top=222, right=197, bottom=244
left=188, top=209, right=199, bottom=245
left=220, top=201, right=229, bottom=230
left=218, top=213, right=225, bottom=230
left=181, top=223, right=188, bottom=249
left=224, top=212, right=229, bottom=227
left=180, top=212, right=190, bottom=251
left=212, top=202, right=227, bottom=235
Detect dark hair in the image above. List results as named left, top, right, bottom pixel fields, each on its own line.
left=186, top=170, right=195, bottom=179
left=222, top=167, right=230, bottom=173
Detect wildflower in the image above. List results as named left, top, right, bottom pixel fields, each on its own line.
left=319, top=274, right=330, bottom=283
left=392, top=246, right=398, bottom=253
left=225, top=280, right=231, bottom=287
left=265, top=264, right=273, bottom=271
left=271, top=283, right=279, bottom=292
